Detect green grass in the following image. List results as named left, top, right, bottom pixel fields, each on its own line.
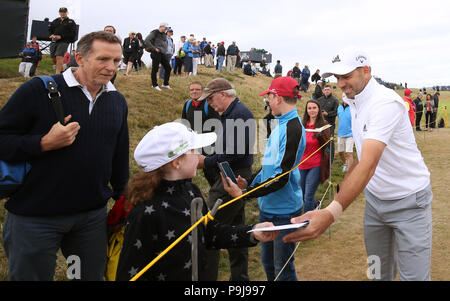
left=0, top=55, right=56, bottom=78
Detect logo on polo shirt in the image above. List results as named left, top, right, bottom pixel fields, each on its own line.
left=332, top=55, right=341, bottom=63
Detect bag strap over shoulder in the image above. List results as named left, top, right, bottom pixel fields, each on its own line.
left=185, top=99, right=209, bottom=116
left=185, top=99, right=192, bottom=114
left=37, top=76, right=65, bottom=125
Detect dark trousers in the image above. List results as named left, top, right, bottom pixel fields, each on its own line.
left=415, top=112, right=423, bottom=130
left=159, top=54, right=174, bottom=79
left=263, top=112, right=275, bottom=138
left=29, top=62, right=38, bottom=77
left=134, top=51, right=144, bottom=70
left=204, top=166, right=253, bottom=281
left=174, top=57, right=184, bottom=74
left=2, top=206, right=107, bottom=281
left=151, top=51, right=171, bottom=87
left=425, top=111, right=433, bottom=128
left=431, top=111, right=437, bottom=128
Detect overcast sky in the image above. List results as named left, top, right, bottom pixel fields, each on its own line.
left=28, top=0, right=450, bottom=88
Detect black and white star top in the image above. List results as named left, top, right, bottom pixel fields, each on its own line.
left=115, top=179, right=257, bottom=281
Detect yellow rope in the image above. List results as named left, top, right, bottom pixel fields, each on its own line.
left=129, top=136, right=334, bottom=281
left=203, top=211, right=215, bottom=226
left=218, top=137, right=334, bottom=211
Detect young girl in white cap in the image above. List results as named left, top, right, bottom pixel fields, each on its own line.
left=115, top=122, right=276, bottom=281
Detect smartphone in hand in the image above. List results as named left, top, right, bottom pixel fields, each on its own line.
left=218, top=161, right=238, bottom=186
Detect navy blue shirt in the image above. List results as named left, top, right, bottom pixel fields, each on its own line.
left=204, top=98, right=254, bottom=172
left=0, top=74, right=129, bottom=216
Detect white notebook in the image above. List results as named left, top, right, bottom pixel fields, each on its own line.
left=305, top=124, right=332, bottom=133
left=247, top=221, right=309, bottom=232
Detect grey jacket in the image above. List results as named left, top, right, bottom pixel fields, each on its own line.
left=317, top=94, right=339, bottom=126
left=144, top=29, right=168, bottom=54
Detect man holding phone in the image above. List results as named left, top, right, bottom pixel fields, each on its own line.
left=218, top=161, right=238, bottom=185
left=222, top=76, right=306, bottom=281
left=196, top=78, right=255, bottom=281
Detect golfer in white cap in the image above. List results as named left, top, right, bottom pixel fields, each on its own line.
left=283, top=50, right=433, bottom=281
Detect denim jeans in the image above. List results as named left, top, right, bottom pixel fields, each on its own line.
left=2, top=206, right=107, bottom=280
left=259, top=209, right=302, bottom=281
left=217, top=56, right=225, bottom=71
left=299, top=166, right=321, bottom=213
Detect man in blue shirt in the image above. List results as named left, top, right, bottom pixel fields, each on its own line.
left=222, top=76, right=306, bottom=281
left=337, top=98, right=354, bottom=172
left=274, top=60, right=282, bottom=78
left=301, top=65, right=311, bottom=92
left=200, top=37, right=207, bottom=65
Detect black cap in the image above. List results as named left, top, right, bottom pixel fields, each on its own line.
left=59, top=7, right=68, bottom=12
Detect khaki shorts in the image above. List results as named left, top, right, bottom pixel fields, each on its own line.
left=337, top=136, right=354, bottom=153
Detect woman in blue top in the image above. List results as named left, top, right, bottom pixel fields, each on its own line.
left=183, top=38, right=194, bottom=77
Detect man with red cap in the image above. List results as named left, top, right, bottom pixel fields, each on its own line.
left=403, top=89, right=415, bottom=127
left=222, top=76, right=306, bottom=281
left=216, top=42, right=226, bottom=71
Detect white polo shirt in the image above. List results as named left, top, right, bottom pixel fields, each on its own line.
left=343, top=77, right=430, bottom=200
left=62, top=68, right=117, bottom=114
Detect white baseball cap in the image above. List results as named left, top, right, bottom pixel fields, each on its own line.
left=134, top=122, right=217, bottom=172
left=322, top=50, right=371, bottom=78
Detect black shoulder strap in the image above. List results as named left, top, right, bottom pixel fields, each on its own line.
left=37, top=76, right=65, bottom=125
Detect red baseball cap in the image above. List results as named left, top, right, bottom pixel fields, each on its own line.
left=259, top=76, right=301, bottom=98
left=404, top=89, right=412, bottom=96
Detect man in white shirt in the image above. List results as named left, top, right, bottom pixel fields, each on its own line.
left=173, top=36, right=186, bottom=75
left=283, top=50, right=433, bottom=281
